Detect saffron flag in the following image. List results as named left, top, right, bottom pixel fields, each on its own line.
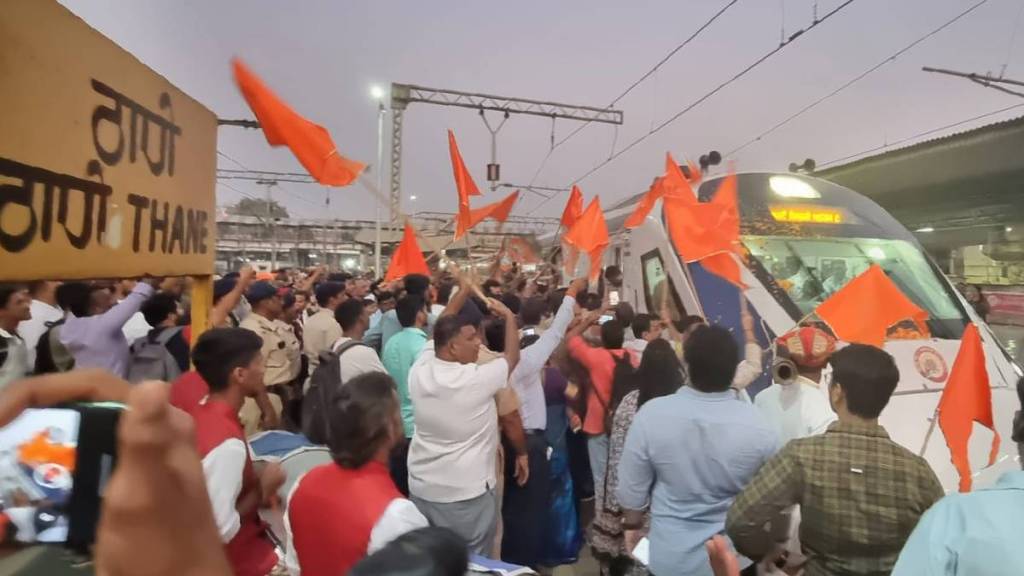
left=662, top=170, right=744, bottom=287
left=663, top=153, right=697, bottom=202
left=625, top=176, right=665, bottom=229
left=232, top=59, right=365, bottom=186
left=815, top=264, right=929, bottom=347
left=384, top=223, right=430, bottom=281
left=449, top=130, right=483, bottom=239
left=449, top=129, right=481, bottom=205
left=560, top=185, right=584, bottom=230
left=456, top=190, right=520, bottom=239
left=564, top=197, right=609, bottom=253
left=938, top=323, right=1000, bottom=492
left=565, top=197, right=610, bottom=282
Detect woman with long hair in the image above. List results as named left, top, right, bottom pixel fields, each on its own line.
left=590, top=339, right=685, bottom=576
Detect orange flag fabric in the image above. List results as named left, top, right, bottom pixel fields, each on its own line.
left=564, top=197, right=609, bottom=254
left=938, top=323, right=1000, bottom=492
left=565, top=197, right=610, bottom=282
left=384, top=223, right=431, bottom=281
left=662, top=170, right=744, bottom=287
left=449, top=130, right=481, bottom=206
left=232, top=59, right=365, bottom=186
left=449, top=130, right=483, bottom=239
left=625, top=176, right=665, bottom=229
left=560, top=185, right=584, bottom=230
left=815, top=264, right=929, bottom=347
left=456, top=190, right=520, bottom=239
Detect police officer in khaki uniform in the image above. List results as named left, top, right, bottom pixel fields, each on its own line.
left=238, top=281, right=301, bottom=435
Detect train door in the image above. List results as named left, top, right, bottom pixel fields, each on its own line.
left=621, top=217, right=702, bottom=322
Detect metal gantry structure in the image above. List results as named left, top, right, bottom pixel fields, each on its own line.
left=387, top=83, right=623, bottom=221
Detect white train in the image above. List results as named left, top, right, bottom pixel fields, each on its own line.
left=553, top=172, right=1021, bottom=491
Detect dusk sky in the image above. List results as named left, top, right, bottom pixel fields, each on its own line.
left=61, top=0, right=1024, bottom=221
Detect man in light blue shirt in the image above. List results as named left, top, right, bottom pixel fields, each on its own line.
left=381, top=294, right=429, bottom=496
left=892, top=468, right=1024, bottom=575
left=617, top=324, right=779, bottom=576
left=364, top=274, right=435, bottom=352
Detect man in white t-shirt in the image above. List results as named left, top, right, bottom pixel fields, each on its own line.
left=331, top=298, right=386, bottom=380
left=407, top=298, right=520, bottom=556
left=17, top=281, right=63, bottom=369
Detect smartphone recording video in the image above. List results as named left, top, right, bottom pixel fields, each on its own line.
left=609, top=290, right=620, bottom=306
left=0, top=408, right=80, bottom=544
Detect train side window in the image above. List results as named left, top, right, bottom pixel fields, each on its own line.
left=640, top=249, right=686, bottom=322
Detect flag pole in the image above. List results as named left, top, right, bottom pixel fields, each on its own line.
left=918, top=407, right=940, bottom=457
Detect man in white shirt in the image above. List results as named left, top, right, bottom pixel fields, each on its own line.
left=407, top=298, right=520, bottom=556
left=332, top=298, right=387, bottom=380
left=17, top=281, right=63, bottom=369
left=497, top=278, right=584, bottom=567
left=755, top=326, right=838, bottom=444
left=0, top=286, right=32, bottom=390
left=624, top=313, right=662, bottom=357
left=304, top=282, right=346, bottom=373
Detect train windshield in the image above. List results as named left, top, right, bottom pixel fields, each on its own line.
left=744, top=235, right=968, bottom=339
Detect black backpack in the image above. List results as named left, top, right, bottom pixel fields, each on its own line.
left=34, top=318, right=73, bottom=375
left=301, top=340, right=370, bottom=445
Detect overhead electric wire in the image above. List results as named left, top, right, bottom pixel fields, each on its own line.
left=216, top=180, right=260, bottom=201
left=528, top=0, right=859, bottom=215
left=216, top=149, right=324, bottom=210
left=816, top=101, right=1024, bottom=169
left=725, top=0, right=989, bottom=158
left=525, top=0, right=741, bottom=186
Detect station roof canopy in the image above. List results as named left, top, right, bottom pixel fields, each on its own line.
left=815, top=114, right=1024, bottom=248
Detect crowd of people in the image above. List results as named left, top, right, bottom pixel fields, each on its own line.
left=0, top=260, right=1022, bottom=576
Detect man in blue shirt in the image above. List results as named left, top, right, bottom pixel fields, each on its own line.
left=894, top=382, right=1024, bottom=576
left=381, top=294, right=429, bottom=495
left=364, top=274, right=436, bottom=352
left=891, top=468, right=1024, bottom=576
left=616, top=324, right=779, bottom=576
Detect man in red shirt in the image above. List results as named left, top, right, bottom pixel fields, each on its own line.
left=191, top=328, right=286, bottom=576
left=285, top=371, right=428, bottom=575
left=567, top=312, right=638, bottom=504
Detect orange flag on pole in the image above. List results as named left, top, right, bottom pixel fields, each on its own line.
left=662, top=169, right=744, bottom=287
left=560, top=185, right=585, bottom=229
left=565, top=197, right=610, bottom=282
left=449, top=130, right=481, bottom=205
left=456, top=190, right=520, bottom=239
left=232, top=59, right=365, bottom=186
left=565, top=197, right=609, bottom=253
left=449, top=130, right=483, bottom=239
left=384, top=223, right=431, bottom=281
left=625, top=176, right=665, bottom=229
left=938, top=323, right=1000, bottom=492
left=815, top=264, right=929, bottom=347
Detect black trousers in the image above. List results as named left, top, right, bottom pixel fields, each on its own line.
left=501, top=432, right=551, bottom=568
left=389, top=436, right=411, bottom=497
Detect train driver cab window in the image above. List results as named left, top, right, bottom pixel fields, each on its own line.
left=744, top=236, right=967, bottom=338
left=640, top=249, right=685, bottom=323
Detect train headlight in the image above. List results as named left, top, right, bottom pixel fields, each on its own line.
left=770, top=176, right=820, bottom=199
